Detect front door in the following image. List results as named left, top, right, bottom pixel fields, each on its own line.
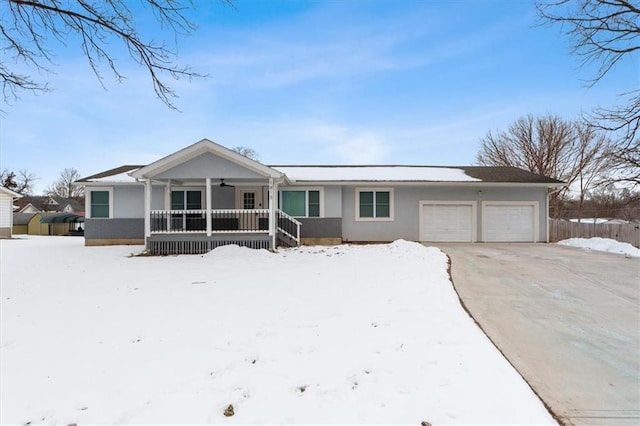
left=235, top=187, right=266, bottom=230
left=235, top=187, right=264, bottom=210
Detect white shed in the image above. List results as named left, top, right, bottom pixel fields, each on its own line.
left=0, top=186, right=22, bottom=238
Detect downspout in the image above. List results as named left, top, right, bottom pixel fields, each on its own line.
left=144, top=179, right=152, bottom=245
left=269, top=176, right=286, bottom=250
left=206, top=177, right=212, bottom=237
left=546, top=185, right=565, bottom=243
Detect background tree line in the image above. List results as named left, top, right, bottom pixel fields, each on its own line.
left=1, top=167, right=84, bottom=199
left=476, top=113, right=639, bottom=221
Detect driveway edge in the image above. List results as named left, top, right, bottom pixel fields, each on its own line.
left=444, top=253, right=566, bottom=426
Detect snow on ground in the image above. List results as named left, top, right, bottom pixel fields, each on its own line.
left=558, top=237, right=640, bottom=257
left=1, top=236, right=555, bottom=425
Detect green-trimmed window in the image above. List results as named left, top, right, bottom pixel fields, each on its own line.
left=358, top=190, right=391, bottom=219
left=281, top=190, right=321, bottom=217
left=171, top=190, right=202, bottom=210
left=90, top=191, right=110, bottom=218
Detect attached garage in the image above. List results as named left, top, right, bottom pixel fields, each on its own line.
left=420, top=201, right=476, bottom=242
left=483, top=202, right=538, bottom=242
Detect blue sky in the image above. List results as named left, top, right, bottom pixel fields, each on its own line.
left=1, top=0, right=636, bottom=194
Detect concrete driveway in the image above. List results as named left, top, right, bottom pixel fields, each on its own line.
left=434, top=243, right=640, bottom=426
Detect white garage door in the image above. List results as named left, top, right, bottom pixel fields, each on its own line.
left=421, top=203, right=474, bottom=242
left=484, top=204, right=536, bottom=242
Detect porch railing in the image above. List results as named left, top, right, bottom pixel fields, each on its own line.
left=150, top=208, right=302, bottom=246
left=150, top=209, right=270, bottom=233
left=277, top=209, right=301, bottom=244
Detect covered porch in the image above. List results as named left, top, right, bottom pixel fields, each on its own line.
left=147, top=205, right=301, bottom=254
left=130, top=140, right=301, bottom=254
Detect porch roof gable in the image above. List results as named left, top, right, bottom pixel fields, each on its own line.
left=130, top=139, right=284, bottom=180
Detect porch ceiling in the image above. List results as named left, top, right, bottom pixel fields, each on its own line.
left=150, top=177, right=272, bottom=187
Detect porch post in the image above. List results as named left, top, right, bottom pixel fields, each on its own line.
left=165, top=180, right=171, bottom=231
left=269, top=177, right=277, bottom=249
left=164, top=180, right=171, bottom=209
left=206, top=177, right=212, bottom=236
left=144, top=178, right=151, bottom=240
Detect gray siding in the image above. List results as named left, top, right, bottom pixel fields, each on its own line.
left=155, top=152, right=264, bottom=180
left=323, top=186, right=342, bottom=217
left=113, top=185, right=163, bottom=218
left=299, top=218, right=342, bottom=237
left=112, top=184, right=239, bottom=216
left=211, top=186, right=235, bottom=209
left=113, top=186, right=144, bottom=217
left=85, top=218, right=144, bottom=239
left=341, top=185, right=548, bottom=242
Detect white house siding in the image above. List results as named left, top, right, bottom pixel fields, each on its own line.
left=341, top=185, right=548, bottom=243
left=0, top=194, right=13, bottom=238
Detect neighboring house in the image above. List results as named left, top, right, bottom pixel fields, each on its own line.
left=1, top=186, right=22, bottom=238
left=15, top=196, right=84, bottom=215
left=75, top=139, right=564, bottom=254
left=13, top=212, right=84, bottom=236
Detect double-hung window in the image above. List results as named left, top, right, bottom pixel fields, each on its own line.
left=89, top=189, right=111, bottom=218
left=280, top=189, right=321, bottom=218
left=171, top=189, right=203, bottom=231
left=171, top=190, right=202, bottom=210
left=356, top=188, right=393, bottom=221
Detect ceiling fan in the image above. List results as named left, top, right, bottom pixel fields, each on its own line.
left=219, top=179, right=235, bottom=188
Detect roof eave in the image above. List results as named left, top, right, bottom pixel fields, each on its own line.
left=283, top=180, right=564, bottom=187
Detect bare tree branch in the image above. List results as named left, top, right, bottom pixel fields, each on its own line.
left=46, top=167, right=84, bottom=198
left=477, top=114, right=612, bottom=218
left=1, top=0, right=234, bottom=110
left=231, top=146, right=259, bottom=161
left=0, top=168, right=38, bottom=194
left=537, top=0, right=640, bottom=189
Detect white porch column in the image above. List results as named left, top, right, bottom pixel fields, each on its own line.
left=144, top=178, right=152, bottom=239
left=164, top=180, right=171, bottom=210
left=269, top=178, right=277, bottom=249
left=206, top=177, right=212, bottom=237
left=164, top=180, right=171, bottom=231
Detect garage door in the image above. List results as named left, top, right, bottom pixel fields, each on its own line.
left=421, top=203, right=474, bottom=242
left=484, top=204, right=536, bottom=242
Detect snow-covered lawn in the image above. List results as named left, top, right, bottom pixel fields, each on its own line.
left=558, top=237, right=640, bottom=257
left=1, top=237, right=554, bottom=425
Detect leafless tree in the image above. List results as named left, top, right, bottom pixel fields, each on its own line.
left=573, top=121, right=611, bottom=219
left=232, top=146, right=259, bottom=161
left=537, top=0, right=640, bottom=187
left=477, top=114, right=611, bottom=218
left=0, top=168, right=38, bottom=194
left=46, top=167, right=84, bottom=198
left=1, top=0, right=233, bottom=110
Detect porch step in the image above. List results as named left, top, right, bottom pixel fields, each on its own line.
left=277, top=231, right=298, bottom=248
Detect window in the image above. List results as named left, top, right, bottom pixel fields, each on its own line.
left=90, top=190, right=110, bottom=218
left=356, top=188, right=393, bottom=221
left=280, top=189, right=321, bottom=218
left=243, top=192, right=256, bottom=209
left=171, top=190, right=202, bottom=210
